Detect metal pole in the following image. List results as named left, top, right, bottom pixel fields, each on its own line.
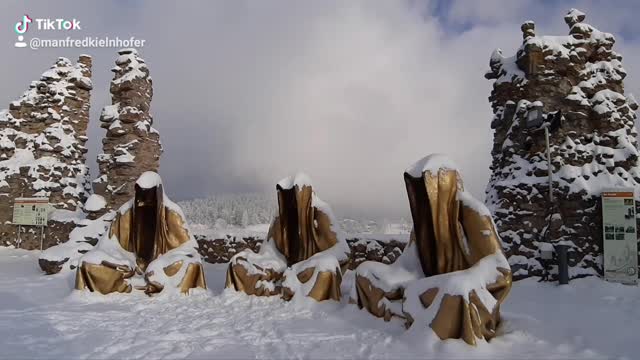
left=16, top=192, right=22, bottom=249
left=545, top=126, right=554, bottom=203
left=40, top=225, right=44, bottom=251
left=556, top=244, right=569, bottom=284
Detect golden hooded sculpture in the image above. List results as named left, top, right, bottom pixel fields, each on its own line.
left=75, top=172, right=207, bottom=295
left=225, top=173, right=350, bottom=301
left=351, top=154, right=512, bottom=345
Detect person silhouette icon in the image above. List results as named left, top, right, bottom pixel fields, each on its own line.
left=15, top=35, right=27, bottom=48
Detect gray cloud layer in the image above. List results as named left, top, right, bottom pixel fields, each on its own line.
left=1, top=1, right=639, bottom=219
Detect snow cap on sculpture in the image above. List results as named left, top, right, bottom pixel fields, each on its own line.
left=405, top=153, right=460, bottom=177
left=136, top=171, right=163, bottom=189
left=276, top=172, right=313, bottom=190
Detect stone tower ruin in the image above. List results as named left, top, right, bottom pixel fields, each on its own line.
left=485, top=9, right=640, bottom=279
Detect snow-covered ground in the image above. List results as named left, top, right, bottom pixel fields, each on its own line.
left=1, top=247, right=638, bottom=359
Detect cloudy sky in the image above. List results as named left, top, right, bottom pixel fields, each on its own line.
left=1, top=1, right=640, bottom=219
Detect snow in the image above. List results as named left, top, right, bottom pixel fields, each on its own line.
left=135, top=171, right=163, bottom=189
left=348, top=233, right=410, bottom=243
left=84, top=194, right=106, bottom=212
left=114, top=150, right=135, bottom=164
left=566, top=8, right=586, bottom=21
left=232, top=239, right=288, bottom=276
left=405, top=153, right=459, bottom=177
left=0, top=57, right=91, bottom=210
left=282, top=250, right=343, bottom=301
left=48, top=209, right=86, bottom=224
left=488, top=49, right=527, bottom=85
left=2, top=247, right=640, bottom=359
left=144, top=240, right=204, bottom=295
left=403, top=252, right=508, bottom=329
left=112, top=49, right=149, bottom=85
left=458, top=190, right=492, bottom=217
left=100, top=104, right=120, bottom=122
left=0, top=109, right=10, bottom=123
left=108, top=119, right=122, bottom=130
left=39, top=213, right=112, bottom=264
left=80, top=233, right=137, bottom=268
left=355, top=259, right=422, bottom=293
left=276, top=172, right=313, bottom=190
left=627, top=93, right=638, bottom=109
left=566, top=86, right=590, bottom=106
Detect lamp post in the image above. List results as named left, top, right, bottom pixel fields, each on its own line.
left=529, top=105, right=568, bottom=284
left=544, top=126, right=553, bottom=203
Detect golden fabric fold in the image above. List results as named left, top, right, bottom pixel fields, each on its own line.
left=352, top=155, right=512, bottom=345
left=225, top=259, right=283, bottom=297
left=75, top=172, right=207, bottom=296
left=74, top=261, right=133, bottom=294
left=225, top=176, right=348, bottom=302
left=282, top=267, right=343, bottom=302
left=353, top=274, right=403, bottom=321
left=179, top=263, right=207, bottom=294
left=403, top=268, right=512, bottom=345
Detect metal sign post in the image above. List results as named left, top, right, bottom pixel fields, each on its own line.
left=12, top=197, right=49, bottom=250
left=40, top=225, right=45, bottom=251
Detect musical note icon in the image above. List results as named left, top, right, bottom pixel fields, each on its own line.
left=15, top=15, right=32, bottom=34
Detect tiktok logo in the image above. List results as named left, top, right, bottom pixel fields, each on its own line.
left=15, top=14, right=32, bottom=34
left=14, top=14, right=32, bottom=48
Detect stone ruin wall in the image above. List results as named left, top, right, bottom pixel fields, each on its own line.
left=0, top=56, right=93, bottom=250
left=196, top=235, right=406, bottom=270
left=485, top=9, right=640, bottom=279
left=90, top=48, right=161, bottom=218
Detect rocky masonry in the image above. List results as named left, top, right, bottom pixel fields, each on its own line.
left=345, top=237, right=406, bottom=269
left=195, top=235, right=407, bottom=269
left=196, top=235, right=262, bottom=264
left=485, top=9, right=640, bottom=279
left=90, top=48, right=161, bottom=217
left=0, top=56, right=93, bottom=250
left=39, top=49, right=163, bottom=274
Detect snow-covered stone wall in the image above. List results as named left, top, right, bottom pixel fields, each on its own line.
left=195, top=234, right=408, bottom=269
left=0, top=56, right=93, bottom=249
left=91, top=49, right=161, bottom=217
left=485, top=9, right=640, bottom=279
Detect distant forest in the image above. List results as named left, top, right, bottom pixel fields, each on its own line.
left=178, top=193, right=411, bottom=234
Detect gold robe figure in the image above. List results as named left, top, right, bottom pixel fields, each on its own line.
left=351, top=155, right=512, bottom=345
left=75, top=172, right=207, bottom=295
left=225, top=173, right=350, bottom=302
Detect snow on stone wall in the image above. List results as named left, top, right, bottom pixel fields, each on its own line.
left=0, top=56, right=93, bottom=249
left=91, top=48, right=161, bottom=218
left=485, top=9, right=640, bottom=279
left=195, top=233, right=408, bottom=269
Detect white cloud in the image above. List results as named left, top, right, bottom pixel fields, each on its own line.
left=0, top=1, right=639, bottom=219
